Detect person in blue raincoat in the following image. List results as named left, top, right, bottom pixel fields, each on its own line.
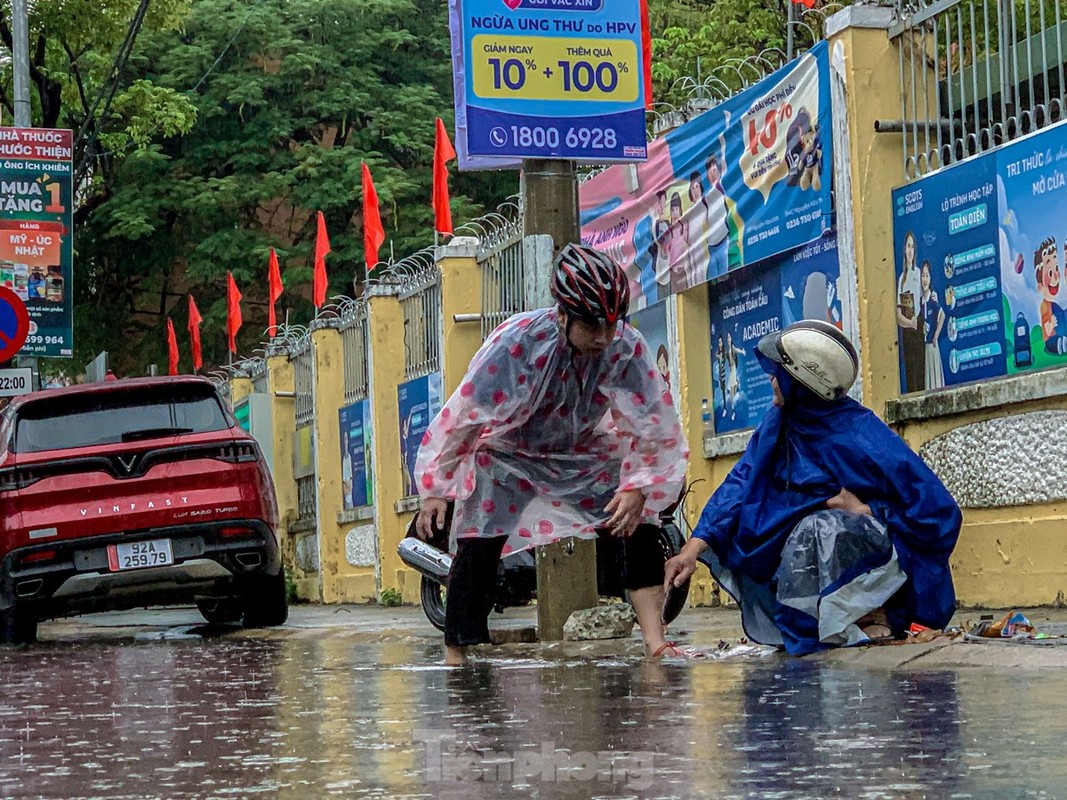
left=664, top=319, right=962, bottom=655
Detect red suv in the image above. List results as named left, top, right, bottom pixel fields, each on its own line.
left=0, top=376, right=287, bottom=642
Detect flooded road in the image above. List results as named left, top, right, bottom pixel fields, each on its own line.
left=1, top=612, right=1065, bottom=799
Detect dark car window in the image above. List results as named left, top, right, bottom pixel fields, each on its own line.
left=12, top=385, right=231, bottom=453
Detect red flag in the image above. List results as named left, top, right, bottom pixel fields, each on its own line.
left=313, top=212, right=330, bottom=308
left=640, top=0, right=653, bottom=109
left=166, top=318, right=179, bottom=376
left=432, top=118, right=457, bottom=235
left=791, top=0, right=816, bottom=8
left=268, top=247, right=283, bottom=335
left=227, top=271, right=243, bottom=355
left=187, top=294, right=203, bottom=372
left=362, top=163, right=386, bottom=273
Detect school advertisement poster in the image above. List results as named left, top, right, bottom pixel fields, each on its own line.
left=399, top=372, right=443, bottom=498
left=580, top=42, right=833, bottom=311
left=339, top=399, right=374, bottom=510
left=629, top=299, right=674, bottom=399
left=889, top=120, right=1067, bottom=394
left=708, top=233, right=843, bottom=434
left=0, top=128, right=73, bottom=357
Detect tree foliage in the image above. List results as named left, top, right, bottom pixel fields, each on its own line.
left=647, top=0, right=820, bottom=108
left=6, top=0, right=511, bottom=374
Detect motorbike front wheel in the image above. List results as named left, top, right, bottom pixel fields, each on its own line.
left=420, top=576, right=447, bottom=632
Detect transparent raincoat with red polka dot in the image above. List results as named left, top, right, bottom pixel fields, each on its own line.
left=415, top=308, right=689, bottom=556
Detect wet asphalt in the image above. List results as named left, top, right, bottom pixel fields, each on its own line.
left=1, top=605, right=1066, bottom=799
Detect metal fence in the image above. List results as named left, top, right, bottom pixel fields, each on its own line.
left=339, top=300, right=370, bottom=405
left=477, top=220, right=527, bottom=341
left=892, top=0, right=1067, bottom=179
left=250, top=361, right=269, bottom=395
left=399, top=262, right=442, bottom=381
left=290, top=335, right=316, bottom=527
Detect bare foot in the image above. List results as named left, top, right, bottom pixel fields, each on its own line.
left=444, top=645, right=469, bottom=666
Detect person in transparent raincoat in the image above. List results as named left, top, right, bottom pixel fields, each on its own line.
left=664, top=320, right=962, bottom=656
left=415, top=244, right=690, bottom=665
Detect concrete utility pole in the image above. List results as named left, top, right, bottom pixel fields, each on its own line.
left=522, top=157, right=599, bottom=642
left=11, top=0, right=38, bottom=387
left=11, top=0, right=30, bottom=128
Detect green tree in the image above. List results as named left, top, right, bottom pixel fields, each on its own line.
left=72, top=0, right=510, bottom=374
left=647, top=0, right=827, bottom=108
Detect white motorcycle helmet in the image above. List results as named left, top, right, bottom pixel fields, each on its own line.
left=756, top=320, right=858, bottom=401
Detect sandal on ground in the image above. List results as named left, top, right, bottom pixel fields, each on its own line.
left=651, top=642, right=707, bottom=659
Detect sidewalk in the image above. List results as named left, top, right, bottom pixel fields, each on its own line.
left=42, top=602, right=1067, bottom=668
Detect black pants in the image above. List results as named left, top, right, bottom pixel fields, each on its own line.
left=444, top=525, right=668, bottom=647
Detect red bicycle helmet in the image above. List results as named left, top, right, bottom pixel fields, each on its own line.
left=551, top=243, right=630, bottom=325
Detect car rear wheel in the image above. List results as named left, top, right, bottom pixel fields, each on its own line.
left=0, top=607, right=36, bottom=644
left=240, top=570, right=289, bottom=628
left=196, top=597, right=243, bottom=625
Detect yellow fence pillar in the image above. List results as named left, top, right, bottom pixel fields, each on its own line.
left=311, top=322, right=378, bottom=603
left=367, top=289, right=417, bottom=602
left=825, top=6, right=903, bottom=416
left=438, top=239, right=484, bottom=396
left=229, top=376, right=253, bottom=410
left=674, top=285, right=733, bottom=606
left=265, top=350, right=298, bottom=578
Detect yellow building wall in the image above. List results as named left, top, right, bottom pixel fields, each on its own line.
left=312, top=325, right=377, bottom=603
left=230, top=376, right=253, bottom=409
left=439, top=244, right=484, bottom=397
left=830, top=13, right=1067, bottom=608
left=367, top=291, right=420, bottom=604
left=265, top=353, right=298, bottom=580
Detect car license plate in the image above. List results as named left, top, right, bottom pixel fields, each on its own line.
left=107, top=538, right=174, bottom=571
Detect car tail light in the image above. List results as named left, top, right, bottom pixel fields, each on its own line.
left=20, top=549, right=56, bottom=565
left=215, top=443, right=259, bottom=463
left=0, top=467, right=37, bottom=492
left=220, top=526, right=254, bottom=538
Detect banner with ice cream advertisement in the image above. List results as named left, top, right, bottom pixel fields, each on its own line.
left=580, top=42, right=833, bottom=311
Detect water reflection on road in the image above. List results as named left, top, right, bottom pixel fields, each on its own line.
left=0, top=632, right=1062, bottom=799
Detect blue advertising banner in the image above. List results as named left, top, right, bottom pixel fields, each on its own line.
left=451, top=0, right=648, bottom=161
left=399, top=372, right=444, bottom=498
left=339, top=399, right=374, bottom=509
left=629, top=299, right=674, bottom=399
left=708, top=233, right=843, bottom=434
left=581, top=42, right=833, bottom=310
left=892, top=161, right=1002, bottom=393
left=885, top=119, right=1067, bottom=393
left=998, top=129, right=1067, bottom=377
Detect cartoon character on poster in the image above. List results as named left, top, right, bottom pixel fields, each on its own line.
left=998, top=150, right=1067, bottom=374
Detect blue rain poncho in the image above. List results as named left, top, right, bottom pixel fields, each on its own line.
left=693, top=352, right=962, bottom=655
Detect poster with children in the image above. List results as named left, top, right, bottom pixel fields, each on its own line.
left=708, top=232, right=843, bottom=435
left=581, top=42, right=833, bottom=312
left=399, top=372, right=443, bottom=498
left=339, top=399, right=374, bottom=510
left=891, top=157, right=1004, bottom=394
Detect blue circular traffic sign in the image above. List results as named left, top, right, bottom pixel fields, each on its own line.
left=0, top=287, right=30, bottom=362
